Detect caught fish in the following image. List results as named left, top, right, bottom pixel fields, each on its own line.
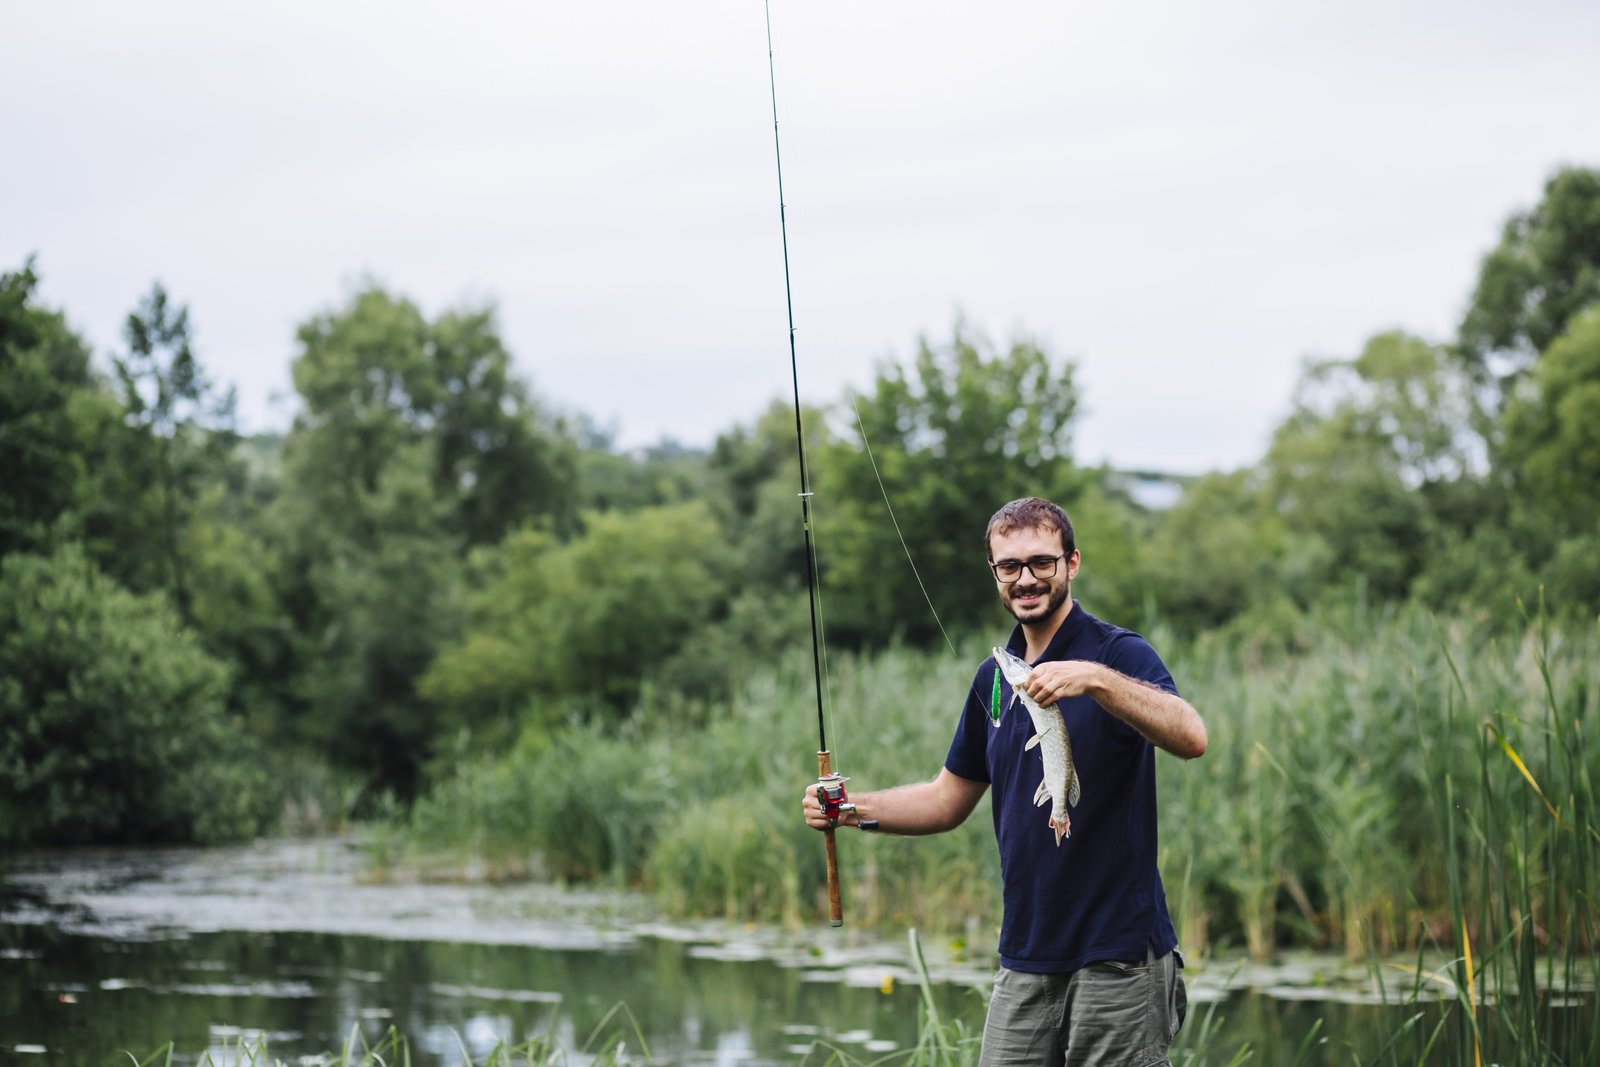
left=992, top=647, right=1083, bottom=845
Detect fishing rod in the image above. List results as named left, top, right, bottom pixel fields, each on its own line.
left=763, top=0, right=850, bottom=927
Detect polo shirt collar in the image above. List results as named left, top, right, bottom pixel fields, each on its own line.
left=1004, top=599, right=1085, bottom=665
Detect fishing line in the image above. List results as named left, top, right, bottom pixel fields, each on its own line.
left=851, top=395, right=1001, bottom=723
left=849, top=396, right=960, bottom=660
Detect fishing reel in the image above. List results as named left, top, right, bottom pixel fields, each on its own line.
left=817, top=772, right=854, bottom=827
left=818, top=771, right=879, bottom=831
left=817, top=772, right=853, bottom=824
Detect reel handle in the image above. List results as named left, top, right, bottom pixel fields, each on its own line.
left=817, top=751, right=845, bottom=926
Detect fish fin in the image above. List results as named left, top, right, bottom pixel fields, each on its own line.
left=1068, top=774, right=1081, bottom=807
left=1025, top=733, right=1040, bottom=751
left=1052, top=816, right=1070, bottom=845
left=1033, top=780, right=1049, bottom=806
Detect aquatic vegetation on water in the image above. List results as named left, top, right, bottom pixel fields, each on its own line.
left=132, top=1006, right=651, bottom=1067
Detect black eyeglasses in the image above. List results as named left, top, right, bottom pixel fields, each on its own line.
left=989, top=554, right=1064, bottom=583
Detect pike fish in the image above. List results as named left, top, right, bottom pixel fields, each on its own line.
left=992, top=647, right=1082, bottom=845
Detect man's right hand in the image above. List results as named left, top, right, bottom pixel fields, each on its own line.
left=801, top=782, right=856, bottom=830
left=799, top=770, right=989, bottom=838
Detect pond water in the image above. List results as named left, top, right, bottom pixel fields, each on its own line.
left=0, top=839, right=1591, bottom=1065
left=3, top=840, right=992, bottom=1065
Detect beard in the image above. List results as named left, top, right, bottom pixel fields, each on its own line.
left=1002, top=578, right=1070, bottom=624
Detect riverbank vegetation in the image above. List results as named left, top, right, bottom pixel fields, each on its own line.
left=4, top=165, right=1599, bottom=1019
left=378, top=605, right=1599, bottom=960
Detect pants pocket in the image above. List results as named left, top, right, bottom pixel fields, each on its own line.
left=1088, top=957, right=1148, bottom=975
left=1167, top=950, right=1188, bottom=1041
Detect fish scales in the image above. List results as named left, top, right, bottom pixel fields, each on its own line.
left=992, top=647, right=1083, bottom=845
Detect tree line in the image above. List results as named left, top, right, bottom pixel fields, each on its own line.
left=2, top=166, right=1597, bottom=848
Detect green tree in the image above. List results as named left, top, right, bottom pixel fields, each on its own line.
left=0, top=546, right=277, bottom=845
left=575, top=430, right=709, bottom=514
left=1501, top=306, right=1600, bottom=533
left=290, top=287, right=575, bottom=547
left=274, top=286, right=579, bottom=798
left=98, top=283, right=239, bottom=614
left=0, top=260, right=114, bottom=559
left=1459, top=166, right=1600, bottom=391
left=1057, top=479, right=1155, bottom=629
left=421, top=502, right=728, bottom=739
left=708, top=400, right=809, bottom=525
left=704, top=400, right=833, bottom=601
left=289, top=441, right=464, bottom=802
left=1142, top=469, right=1288, bottom=632
left=185, top=480, right=301, bottom=730
left=1261, top=332, right=1480, bottom=603
left=815, top=323, right=1084, bottom=646
left=1492, top=307, right=1600, bottom=614
left=1, top=266, right=298, bottom=782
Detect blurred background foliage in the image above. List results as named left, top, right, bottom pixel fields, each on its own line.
left=2, top=167, right=1599, bottom=956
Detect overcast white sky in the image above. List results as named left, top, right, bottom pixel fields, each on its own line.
left=5, top=1, right=1597, bottom=473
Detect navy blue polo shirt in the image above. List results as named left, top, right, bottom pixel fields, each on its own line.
left=945, top=601, right=1180, bottom=973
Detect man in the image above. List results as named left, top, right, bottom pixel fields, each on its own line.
left=802, top=497, right=1206, bottom=1066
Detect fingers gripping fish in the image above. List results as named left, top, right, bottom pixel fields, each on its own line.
left=992, top=647, right=1083, bottom=845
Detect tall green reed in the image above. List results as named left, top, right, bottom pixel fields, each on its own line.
left=1418, top=607, right=1599, bottom=1066
left=393, top=601, right=1599, bottom=990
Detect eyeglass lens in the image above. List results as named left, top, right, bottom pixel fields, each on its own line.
left=993, top=556, right=1059, bottom=582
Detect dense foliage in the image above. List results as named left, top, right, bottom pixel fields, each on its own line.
left=0, top=546, right=274, bottom=844
left=1, top=167, right=1598, bottom=878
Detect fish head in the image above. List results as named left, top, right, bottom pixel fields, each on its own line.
left=992, top=646, right=1033, bottom=688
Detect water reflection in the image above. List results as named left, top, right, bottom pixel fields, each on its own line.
left=1, top=841, right=1594, bottom=1066
left=1, top=881, right=987, bottom=1065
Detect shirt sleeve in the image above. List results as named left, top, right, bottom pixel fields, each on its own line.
left=1102, top=631, right=1180, bottom=696
left=943, top=661, right=995, bottom=783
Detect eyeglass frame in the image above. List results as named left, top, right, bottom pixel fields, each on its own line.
left=988, top=553, right=1067, bottom=584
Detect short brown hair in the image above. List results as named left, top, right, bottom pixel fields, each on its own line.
left=985, top=497, right=1076, bottom=559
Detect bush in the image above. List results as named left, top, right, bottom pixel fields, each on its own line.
left=0, top=545, right=278, bottom=845
left=404, top=719, right=677, bottom=884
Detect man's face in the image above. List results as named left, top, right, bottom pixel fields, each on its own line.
left=988, top=524, right=1078, bottom=626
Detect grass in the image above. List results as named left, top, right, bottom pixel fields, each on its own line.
left=130, top=1004, right=652, bottom=1066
